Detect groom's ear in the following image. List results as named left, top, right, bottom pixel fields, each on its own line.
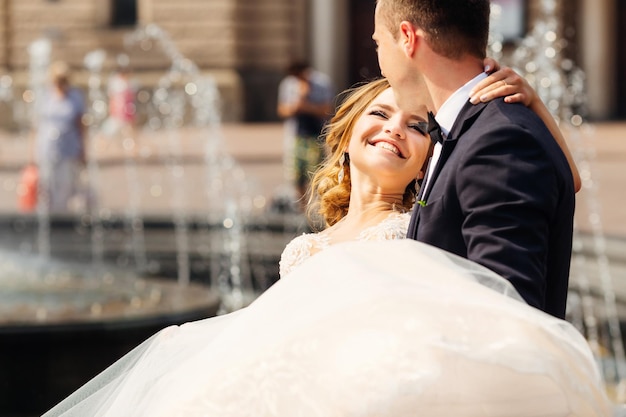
left=399, top=21, right=418, bottom=57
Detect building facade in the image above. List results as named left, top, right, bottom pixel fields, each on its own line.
left=0, top=0, right=622, bottom=122
left=0, top=0, right=310, bottom=122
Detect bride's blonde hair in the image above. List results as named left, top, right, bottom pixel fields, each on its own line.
left=307, top=78, right=418, bottom=229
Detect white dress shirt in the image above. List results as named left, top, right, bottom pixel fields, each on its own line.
left=422, top=72, right=488, bottom=195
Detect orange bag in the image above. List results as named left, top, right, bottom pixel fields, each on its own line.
left=17, top=164, right=38, bottom=212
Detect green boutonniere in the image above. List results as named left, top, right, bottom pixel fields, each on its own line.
left=417, top=200, right=427, bottom=207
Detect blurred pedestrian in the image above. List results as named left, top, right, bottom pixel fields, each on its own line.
left=102, top=54, right=139, bottom=154
left=32, top=60, right=87, bottom=213
left=277, top=61, right=334, bottom=209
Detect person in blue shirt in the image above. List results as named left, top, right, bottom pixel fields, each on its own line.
left=33, top=60, right=86, bottom=213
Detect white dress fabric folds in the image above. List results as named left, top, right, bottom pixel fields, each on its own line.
left=43, top=240, right=615, bottom=417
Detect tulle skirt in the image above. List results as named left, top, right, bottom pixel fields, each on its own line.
left=43, top=239, right=613, bottom=417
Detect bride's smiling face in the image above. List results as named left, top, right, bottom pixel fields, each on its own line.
left=348, top=87, right=431, bottom=193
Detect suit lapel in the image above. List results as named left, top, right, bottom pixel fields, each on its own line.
left=427, top=100, right=488, bottom=191
left=421, top=138, right=458, bottom=203
left=447, top=100, right=486, bottom=139
left=411, top=100, right=488, bottom=226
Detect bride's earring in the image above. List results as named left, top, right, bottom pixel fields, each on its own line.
left=416, top=170, right=425, bottom=188
left=338, top=152, right=346, bottom=183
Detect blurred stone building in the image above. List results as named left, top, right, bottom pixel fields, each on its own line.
left=0, top=0, right=623, bottom=122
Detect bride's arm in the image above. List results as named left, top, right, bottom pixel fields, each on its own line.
left=469, top=63, right=582, bottom=193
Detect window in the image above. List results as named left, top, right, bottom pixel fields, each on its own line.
left=111, top=0, right=137, bottom=27
left=490, top=0, right=527, bottom=41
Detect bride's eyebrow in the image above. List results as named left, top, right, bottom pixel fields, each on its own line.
left=370, top=103, right=393, bottom=111
left=369, top=103, right=427, bottom=122
left=408, top=107, right=428, bottom=122
left=410, top=114, right=427, bottom=122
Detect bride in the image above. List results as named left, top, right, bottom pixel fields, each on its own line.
left=43, top=73, right=612, bottom=416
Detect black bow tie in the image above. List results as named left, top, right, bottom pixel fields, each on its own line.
left=427, top=111, right=444, bottom=145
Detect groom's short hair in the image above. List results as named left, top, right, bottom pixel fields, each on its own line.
left=377, top=0, right=490, bottom=60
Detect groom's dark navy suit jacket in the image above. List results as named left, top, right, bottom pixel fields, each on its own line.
left=408, top=98, right=575, bottom=319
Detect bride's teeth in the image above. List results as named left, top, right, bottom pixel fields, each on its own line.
left=374, top=142, right=399, bottom=155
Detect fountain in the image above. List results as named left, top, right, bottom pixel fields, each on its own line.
left=0, top=25, right=302, bottom=416
left=490, top=0, right=626, bottom=400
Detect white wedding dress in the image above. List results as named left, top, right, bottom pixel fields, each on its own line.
left=43, top=213, right=616, bottom=417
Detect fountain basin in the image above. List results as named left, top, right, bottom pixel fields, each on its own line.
left=0, top=281, right=219, bottom=417
left=0, top=267, right=220, bottom=416
left=0, top=213, right=301, bottom=416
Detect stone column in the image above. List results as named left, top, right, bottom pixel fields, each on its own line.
left=579, top=0, right=616, bottom=119
left=310, top=0, right=350, bottom=92
left=93, top=0, right=111, bottom=27
left=137, top=0, right=154, bottom=25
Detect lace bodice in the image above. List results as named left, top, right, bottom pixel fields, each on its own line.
left=279, top=212, right=410, bottom=278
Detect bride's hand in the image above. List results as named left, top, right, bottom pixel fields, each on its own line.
left=469, top=61, right=535, bottom=106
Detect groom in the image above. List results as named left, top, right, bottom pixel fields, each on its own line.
left=373, top=0, right=575, bottom=318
